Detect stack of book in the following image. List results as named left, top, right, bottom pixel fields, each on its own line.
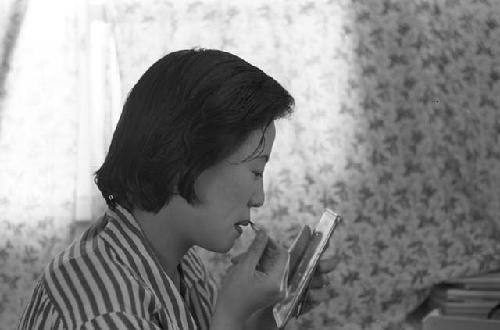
left=428, top=271, right=500, bottom=319
left=422, top=272, right=500, bottom=330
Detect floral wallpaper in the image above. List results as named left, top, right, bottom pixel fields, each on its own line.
left=2, top=0, right=500, bottom=329
left=110, top=0, right=500, bottom=328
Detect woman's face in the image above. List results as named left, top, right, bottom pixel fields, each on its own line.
left=185, top=122, right=276, bottom=253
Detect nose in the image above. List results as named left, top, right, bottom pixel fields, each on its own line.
left=249, top=181, right=265, bottom=208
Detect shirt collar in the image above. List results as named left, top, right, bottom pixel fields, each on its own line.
left=103, top=204, right=209, bottom=329
left=105, top=204, right=200, bottom=290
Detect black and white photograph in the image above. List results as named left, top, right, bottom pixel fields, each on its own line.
left=1, top=0, right=500, bottom=329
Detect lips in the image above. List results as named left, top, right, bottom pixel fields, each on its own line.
left=234, top=220, right=251, bottom=234
left=235, top=220, right=251, bottom=226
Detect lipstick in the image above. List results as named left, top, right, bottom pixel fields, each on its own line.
left=249, top=220, right=263, bottom=232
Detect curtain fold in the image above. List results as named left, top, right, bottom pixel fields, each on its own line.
left=0, top=0, right=28, bottom=106
left=75, top=0, right=122, bottom=222
left=0, top=0, right=121, bottom=327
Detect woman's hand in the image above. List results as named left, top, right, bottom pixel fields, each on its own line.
left=243, top=254, right=336, bottom=330
left=292, top=256, right=336, bottom=316
left=289, top=227, right=336, bottom=317
left=212, top=228, right=289, bottom=327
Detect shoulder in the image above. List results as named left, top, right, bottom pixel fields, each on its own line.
left=184, top=247, right=207, bottom=277
left=182, top=247, right=219, bottom=307
left=44, top=215, right=119, bottom=283
left=183, top=247, right=219, bottom=287
left=18, top=279, right=65, bottom=329
left=40, top=217, right=159, bottom=328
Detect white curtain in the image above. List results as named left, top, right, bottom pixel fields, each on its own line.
left=0, top=0, right=120, bottom=327
left=75, top=0, right=122, bottom=222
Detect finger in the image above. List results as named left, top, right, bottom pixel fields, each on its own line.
left=307, top=288, right=330, bottom=304
left=241, top=228, right=269, bottom=268
left=280, top=252, right=290, bottom=294
left=311, top=263, right=324, bottom=280
left=230, top=253, right=245, bottom=265
left=297, top=296, right=315, bottom=316
left=295, top=288, right=330, bottom=317
left=266, top=244, right=289, bottom=279
left=288, top=225, right=311, bottom=274
left=309, top=273, right=325, bottom=289
left=317, top=256, right=336, bottom=274
left=324, top=238, right=332, bottom=254
left=256, top=238, right=279, bottom=272
left=294, top=289, right=315, bottom=317
left=259, top=245, right=290, bottom=303
left=302, top=288, right=329, bottom=314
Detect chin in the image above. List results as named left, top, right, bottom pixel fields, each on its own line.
left=217, top=246, right=233, bottom=254
left=205, top=239, right=235, bottom=254
left=215, top=242, right=234, bottom=254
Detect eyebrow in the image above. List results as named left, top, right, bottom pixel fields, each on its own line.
left=255, top=155, right=269, bottom=162
left=238, top=153, right=269, bottom=164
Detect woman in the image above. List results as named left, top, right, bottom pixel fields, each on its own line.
left=18, top=49, right=333, bottom=329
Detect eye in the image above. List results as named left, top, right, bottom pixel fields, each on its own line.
left=253, top=171, right=263, bottom=178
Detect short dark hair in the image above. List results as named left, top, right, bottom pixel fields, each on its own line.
left=95, top=48, right=294, bottom=213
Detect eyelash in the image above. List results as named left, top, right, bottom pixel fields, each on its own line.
left=253, top=172, right=263, bottom=178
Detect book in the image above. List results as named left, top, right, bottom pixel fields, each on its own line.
left=428, top=271, right=500, bottom=320
left=431, top=286, right=500, bottom=302
left=442, top=272, right=500, bottom=290
left=423, top=309, right=500, bottom=330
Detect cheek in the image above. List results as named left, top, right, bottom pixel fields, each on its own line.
left=203, top=186, right=253, bottom=225
left=216, top=173, right=254, bottom=203
left=229, top=179, right=255, bottom=205
left=198, top=166, right=256, bottom=214
left=213, top=186, right=248, bottom=212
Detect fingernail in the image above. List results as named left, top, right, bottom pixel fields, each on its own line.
left=250, top=221, right=263, bottom=232
left=249, top=221, right=257, bottom=230
left=296, top=300, right=304, bottom=318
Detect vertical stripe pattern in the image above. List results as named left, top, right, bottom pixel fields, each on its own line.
left=18, top=205, right=218, bottom=329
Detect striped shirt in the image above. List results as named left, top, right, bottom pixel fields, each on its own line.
left=18, top=205, right=218, bottom=329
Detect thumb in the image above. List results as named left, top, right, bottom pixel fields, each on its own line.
left=266, top=244, right=289, bottom=280
left=240, top=228, right=269, bottom=268
left=230, top=253, right=245, bottom=265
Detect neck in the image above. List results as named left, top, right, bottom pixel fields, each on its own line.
left=132, top=205, right=192, bottom=283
